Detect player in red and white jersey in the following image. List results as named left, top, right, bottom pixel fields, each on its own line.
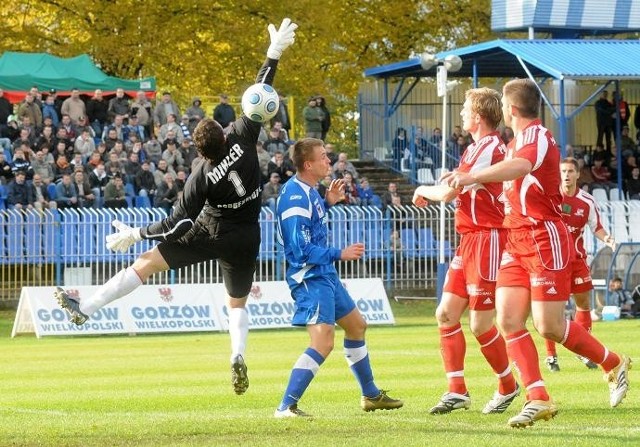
left=443, top=79, right=630, bottom=428
left=544, top=157, right=616, bottom=372
left=413, top=88, right=519, bottom=416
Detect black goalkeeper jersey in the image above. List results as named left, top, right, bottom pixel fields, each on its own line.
left=142, top=57, right=278, bottom=242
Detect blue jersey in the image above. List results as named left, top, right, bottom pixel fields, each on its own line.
left=276, top=176, right=342, bottom=288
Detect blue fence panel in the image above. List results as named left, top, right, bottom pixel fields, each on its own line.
left=6, top=209, right=25, bottom=264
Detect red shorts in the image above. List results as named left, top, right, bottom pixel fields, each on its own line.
left=570, top=257, right=593, bottom=294
left=496, top=221, right=573, bottom=302
left=443, top=229, right=506, bottom=310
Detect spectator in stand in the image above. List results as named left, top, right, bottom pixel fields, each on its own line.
left=109, top=140, right=128, bottom=164
left=303, top=97, right=323, bottom=138
left=12, top=147, right=33, bottom=179
left=153, top=159, right=176, bottom=187
left=7, top=171, right=35, bottom=210
left=357, top=177, right=378, bottom=206
left=175, top=168, right=188, bottom=196
left=325, top=143, right=339, bottom=166
left=154, top=172, right=178, bottom=213
left=381, top=182, right=401, bottom=212
left=86, top=151, right=103, bottom=172
left=70, top=152, right=86, bottom=173
left=127, top=115, right=146, bottom=142
left=102, top=128, right=119, bottom=153
left=105, top=155, right=125, bottom=180
left=74, top=129, right=95, bottom=161
left=159, top=114, right=184, bottom=144
left=264, top=125, right=289, bottom=155
left=130, top=90, right=153, bottom=138
left=186, top=97, right=206, bottom=133
left=178, top=114, right=192, bottom=141
left=153, top=91, right=181, bottom=127
left=87, top=89, right=109, bottom=139
left=627, top=166, right=640, bottom=199
left=256, top=141, right=271, bottom=184
left=103, top=174, right=128, bottom=209
left=42, top=92, right=60, bottom=128
left=0, top=152, right=14, bottom=184
left=95, top=142, right=109, bottom=163
left=267, top=150, right=294, bottom=184
left=124, top=151, right=142, bottom=184
left=609, top=277, right=635, bottom=318
left=31, top=173, right=56, bottom=210
left=144, top=136, right=163, bottom=167
left=108, top=88, right=130, bottom=123
left=73, top=169, right=95, bottom=208
left=577, top=157, right=594, bottom=190
left=13, top=128, right=35, bottom=153
left=595, top=91, right=615, bottom=153
left=61, top=88, right=87, bottom=126
left=53, top=153, right=73, bottom=182
left=129, top=140, right=148, bottom=165
left=17, top=92, right=43, bottom=129
left=39, top=145, right=55, bottom=165
left=615, top=92, right=631, bottom=129
left=339, top=172, right=360, bottom=205
left=31, top=149, right=55, bottom=185
left=270, top=93, right=291, bottom=134
left=0, top=89, right=12, bottom=126
left=162, top=139, right=185, bottom=172
left=332, top=152, right=358, bottom=179
left=88, top=163, right=109, bottom=203
left=619, top=126, right=636, bottom=158
left=213, top=94, right=236, bottom=130
left=57, top=114, right=77, bottom=144
left=261, top=171, right=282, bottom=210
left=590, top=158, right=616, bottom=193
left=392, top=127, right=408, bottom=171
left=55, top=173, right=78, bottom=209
left=316, top=96, right=331, bottom=141
left=35, top=126, right=56, bottom=151
left=103, top=115, right=129, bottom=143
left=134, top=160, right=156, bottom=202
left=179, top=138, right=198, bottom=172
left=316, top=174, right=332, bottom=199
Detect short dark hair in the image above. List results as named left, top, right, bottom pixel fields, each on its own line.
left=290, top=138, right=324, bottom=172
left=192, top=118, right=226, bottom=162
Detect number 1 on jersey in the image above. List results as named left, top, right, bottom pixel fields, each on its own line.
left=228, top=170, right=247, bottom=197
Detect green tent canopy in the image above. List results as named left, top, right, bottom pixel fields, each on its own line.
left=0, top=52, right=156, bottom=102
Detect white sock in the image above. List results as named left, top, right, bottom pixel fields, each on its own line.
left=80, top=267, right=143, bottom=316
left=228, top=307, right=248, bottom=362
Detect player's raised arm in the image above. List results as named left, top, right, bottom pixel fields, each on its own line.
left=256, top=18, right=298, bottom=86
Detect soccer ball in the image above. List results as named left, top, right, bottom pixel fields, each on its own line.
left=241, top=83, right=279, bottom=123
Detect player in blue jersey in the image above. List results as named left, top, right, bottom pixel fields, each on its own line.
left=53, top=18, right=298, bottom=396
left=273, top=137, right=403, bottom=417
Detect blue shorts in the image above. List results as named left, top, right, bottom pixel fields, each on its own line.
left=290, top=275, right=356, bottom=326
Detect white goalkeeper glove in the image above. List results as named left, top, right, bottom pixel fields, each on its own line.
left=267, top=18, right=298, bottom=60
left=105, top=219, right=143, bottom=253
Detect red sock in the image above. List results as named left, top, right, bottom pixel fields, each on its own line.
left=476, top=326, right=517, bottom=395
left=575, top=309, right=592, bottom=332
left=545, top=338, right=557, bottom=357
left=440, top=323, right=467, bottom=394
left=561, top=320, right=620, bottom=372
left=505, top=329, right=549, bottom=401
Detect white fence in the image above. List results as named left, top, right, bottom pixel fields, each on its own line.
left=0, top=201, right=637, bottom=302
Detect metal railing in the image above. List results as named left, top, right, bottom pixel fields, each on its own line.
left=1, top=200, right=636, bottom=303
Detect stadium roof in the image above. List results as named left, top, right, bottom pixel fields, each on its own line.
left=363, top=39, right=640, bottom=81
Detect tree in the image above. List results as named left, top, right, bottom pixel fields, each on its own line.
left=0, top=0, right=494, bottom=154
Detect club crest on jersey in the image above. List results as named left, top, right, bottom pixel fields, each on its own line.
left=158, top=287, right=173, bottom=302
left=314, top=200, right=324, bottom=218
left=575, top=208, right=584, bottom=217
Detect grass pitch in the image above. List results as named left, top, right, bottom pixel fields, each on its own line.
left=0, top=301, right=638, bottom=446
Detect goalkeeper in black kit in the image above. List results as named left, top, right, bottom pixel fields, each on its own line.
left=54, top=18, right=298, bottom=396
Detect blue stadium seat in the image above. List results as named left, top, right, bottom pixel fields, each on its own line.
left=135, top=195, right=152, bottom=208
left=6, top=210, right=25, bottom=263
left=0, top=184, right=6, bottom=209
left=400, top=228, right=418, bottom=259
left=417, top=228, right=437, bottom=258
left=47, top=183, right=57, bottom=200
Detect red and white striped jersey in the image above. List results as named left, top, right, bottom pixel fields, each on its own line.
left=454, top=132, right=506, bottom=233
left=502, top=120, right=564, bottom=229
left=561, top=188, right=605, bottom=259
